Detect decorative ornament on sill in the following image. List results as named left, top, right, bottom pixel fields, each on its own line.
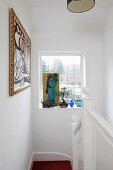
left=58, top=87, right=69, bottom=108
left=69, top=100, right=75, bottom=107
left=67, top=0, right=95, bottom=13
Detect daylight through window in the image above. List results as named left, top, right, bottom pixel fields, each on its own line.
left=40, top=55, right=85, bottom=108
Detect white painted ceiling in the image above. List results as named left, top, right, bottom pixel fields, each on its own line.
left=27, top=0, right=113, bottom=35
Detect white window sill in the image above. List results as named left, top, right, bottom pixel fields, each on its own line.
left=38, top=105, right=83, bottom=110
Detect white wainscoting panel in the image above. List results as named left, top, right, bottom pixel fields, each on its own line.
left=95, top=124, right=113, bottom=170
left=84, top=107, right=113, bottom=170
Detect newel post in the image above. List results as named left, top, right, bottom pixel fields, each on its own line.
left=83, top=86, right=93, bottom=109
left=83, top=87, right=95, bottom=170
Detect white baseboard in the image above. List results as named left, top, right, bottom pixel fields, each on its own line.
left=28, top=152, right=72, bottom=170
left=28, top=153, right=33, bottom=170
left=32, top=152, right=72, bottom=162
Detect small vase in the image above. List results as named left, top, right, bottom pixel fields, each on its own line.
left=69, top=100, right=74, bottom=107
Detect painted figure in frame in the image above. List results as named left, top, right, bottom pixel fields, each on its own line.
left=46, top=73, right=58, bottom=104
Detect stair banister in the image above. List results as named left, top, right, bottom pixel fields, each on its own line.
left=83, top=86, right=113, bottom=170
left=83, top=86, right=94, bottom=170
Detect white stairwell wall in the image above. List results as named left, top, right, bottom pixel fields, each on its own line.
left=0, top=1, right=32, bottom=170
left=32, top=35, right=104, bottom=163
left=103, top=6, right=113, bottom=125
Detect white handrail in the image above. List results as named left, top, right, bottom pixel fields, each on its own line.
left=86, top=108, right=113, bottom=140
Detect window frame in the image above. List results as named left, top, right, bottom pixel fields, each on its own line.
left=38, top=51, right=86, bottom=109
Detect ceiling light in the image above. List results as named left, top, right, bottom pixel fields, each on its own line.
left=67, top=0, right=95, bottom=13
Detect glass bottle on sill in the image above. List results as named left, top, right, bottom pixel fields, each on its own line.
left=69, top=100, right=74, bottom=107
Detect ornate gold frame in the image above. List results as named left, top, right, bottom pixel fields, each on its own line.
left=9, top=8, right=31, bottom=96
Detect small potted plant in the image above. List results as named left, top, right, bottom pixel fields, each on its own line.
left=58, top=87, right=69, bottom=108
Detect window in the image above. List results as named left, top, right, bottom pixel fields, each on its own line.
left=39, top=52, right=86, bottom=108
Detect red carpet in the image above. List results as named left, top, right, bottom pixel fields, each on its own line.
left=32, top=161, right=72, bottom=170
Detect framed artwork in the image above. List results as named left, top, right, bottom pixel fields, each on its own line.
left=43, top=73, right=59, bottom=106
left=9, top=8, right=31, bottom=96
